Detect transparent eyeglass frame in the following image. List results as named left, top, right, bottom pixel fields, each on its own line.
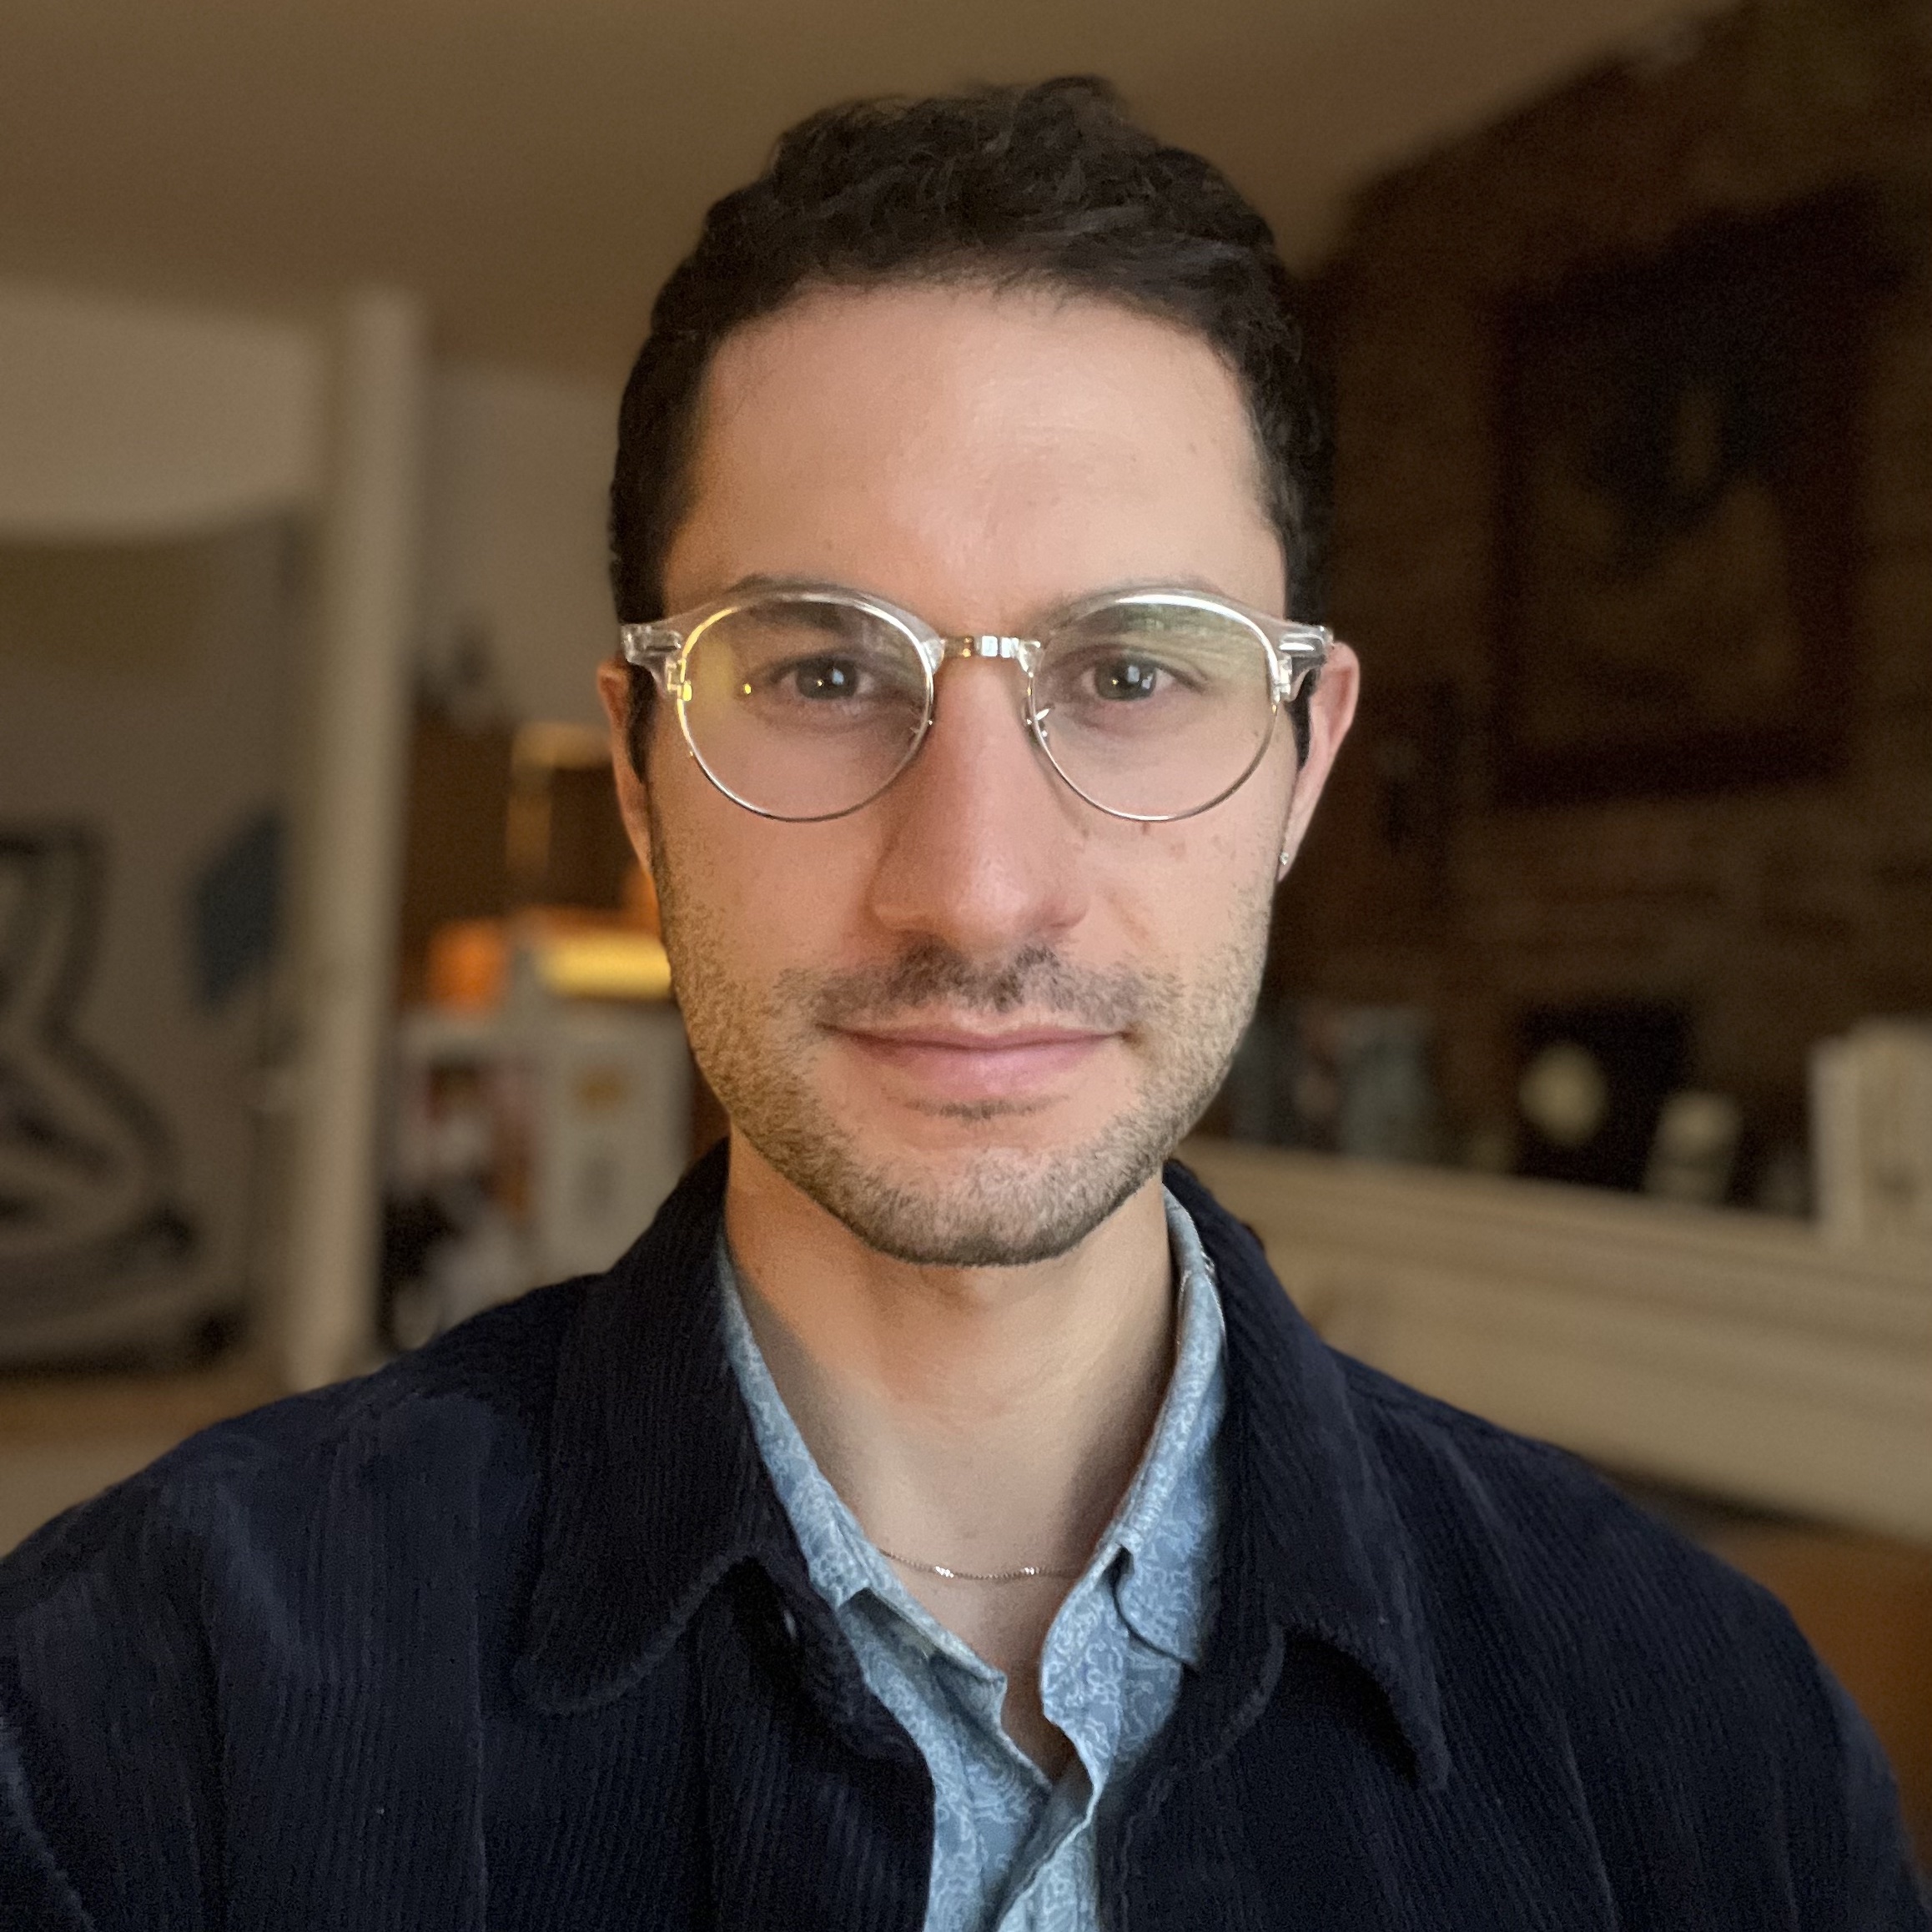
left=619, top=578, right=1331, bottom=825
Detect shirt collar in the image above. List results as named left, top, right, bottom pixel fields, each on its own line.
left=1100, top=1190, right=1224, bottom=1666
left=516, top=1142, right=1447, bottom=1789
left=712, top=1241, right=881, bottom=1618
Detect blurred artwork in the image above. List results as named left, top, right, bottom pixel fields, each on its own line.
left=0, top=828, right=195, bottom=1326
left=0, top=524, right=299, bottom=1361
left=1495, top=191, right=1879, bottom=802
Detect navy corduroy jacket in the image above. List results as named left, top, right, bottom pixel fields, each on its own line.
left=1, top=1147, right=1924, bottom=1929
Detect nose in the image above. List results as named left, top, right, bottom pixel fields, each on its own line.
left=864, top=657, right=1091, bottom=958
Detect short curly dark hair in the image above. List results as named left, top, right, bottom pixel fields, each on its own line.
left=611, top=75, right=1331, bottom=759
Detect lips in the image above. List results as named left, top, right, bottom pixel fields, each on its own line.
left=833, top=1020, right=1116, bottom=1104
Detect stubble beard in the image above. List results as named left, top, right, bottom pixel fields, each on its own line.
left=653, top=823, right=1272, bottom=1268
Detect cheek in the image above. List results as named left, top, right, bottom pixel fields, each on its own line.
left=1080, top=841, right=1268, bottom=1058
left=654, top=761, right=876, bottom=987
left=1108, top=744, right=1293, bottom=941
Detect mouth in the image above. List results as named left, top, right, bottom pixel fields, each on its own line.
left=831, top=1019, right=1120, bottom=1104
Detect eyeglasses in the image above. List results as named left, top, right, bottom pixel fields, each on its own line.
left=620, top=580, right=1329, bottom=825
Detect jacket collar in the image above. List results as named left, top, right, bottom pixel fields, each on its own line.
left=516, top=1142, right=782, bottom=1710
left=1163, top=1159, right=1448, bottom=1788
left=516, top=1142, right=1447, bottom=1787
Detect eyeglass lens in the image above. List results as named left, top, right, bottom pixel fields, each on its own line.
left=1034, top=599, right=1276, bottom=819
left=677, top=592, right=1277, bottom=822
left=681, top=596, right=929, bottom=818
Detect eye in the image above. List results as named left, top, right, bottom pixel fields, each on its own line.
left=787, top=656, right=866, bottom=701
left=1090, top=656, right=1164, bottom=701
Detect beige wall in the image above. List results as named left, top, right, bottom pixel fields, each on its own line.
left=421, top=360, right=619, bottom=730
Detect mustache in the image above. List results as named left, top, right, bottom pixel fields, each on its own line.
left=796, top=943, right=1157, bottom=1033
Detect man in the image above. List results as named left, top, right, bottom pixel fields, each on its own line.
left=1, top=78, right=1923, bottom=1931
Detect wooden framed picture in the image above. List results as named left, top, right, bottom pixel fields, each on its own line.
left=1492, top=189, right=1882, bottom=805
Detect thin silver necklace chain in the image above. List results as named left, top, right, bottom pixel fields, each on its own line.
left=878, top=1547, right=1082, bottom=1584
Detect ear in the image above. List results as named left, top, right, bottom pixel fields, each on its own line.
left=1276, top=640, right=1360, bottom=880
left=597, top=658, right=655, bottom=876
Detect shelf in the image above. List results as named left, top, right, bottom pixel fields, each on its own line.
left=1180, top=1139, right=1932, bottom=1542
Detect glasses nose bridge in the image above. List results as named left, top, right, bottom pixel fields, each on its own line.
left=937, top=631, right=1040, bottom=672
left=928, top=631, right=1044, bottom=725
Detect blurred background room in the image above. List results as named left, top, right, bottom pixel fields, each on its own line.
left=2, top=0, right=1927, bottom=1855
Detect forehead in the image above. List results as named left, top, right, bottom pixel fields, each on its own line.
left=662, top=282, right=1282, bottom=624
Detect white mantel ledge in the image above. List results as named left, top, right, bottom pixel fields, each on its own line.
left=1180, top=1139, right=1932, bottom=1544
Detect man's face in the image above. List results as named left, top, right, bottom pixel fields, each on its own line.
left=601, top=284, right=1356, bottom=1265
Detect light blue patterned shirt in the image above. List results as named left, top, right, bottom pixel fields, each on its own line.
left=717, top=1191, right=1225, bottom=1932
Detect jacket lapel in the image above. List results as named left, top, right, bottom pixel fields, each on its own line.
left=1162, top=1159, right=1447, bottom=1791
left=515, top=1143, right=930, bottom=1929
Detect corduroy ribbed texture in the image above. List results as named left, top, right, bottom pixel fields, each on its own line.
left=0, top=1145, right=1924, bottom=1929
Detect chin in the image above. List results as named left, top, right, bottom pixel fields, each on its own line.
left=747, top=1102, right=1180, bottom=1268
left=846, top=1084, right=1106, bottom=1152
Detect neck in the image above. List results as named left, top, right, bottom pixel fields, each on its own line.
left=722, top=1130, right=1176, bottom=1585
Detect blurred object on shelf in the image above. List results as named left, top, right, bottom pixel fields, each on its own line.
left=1518, top=1042, right=1607, bottom=1152
left=1222, top=1001, right=1438, bottom=1165
left=424, top=895, right=669, bottom=1014
left=537, top=923, right=671, bottom=1002
left=397, top=704, right=639, bottom=1008
left=384, top=955, right=689, bottom=1350
left=1515, top=1003, right=1688, bottom=1192
left=425, top=916, right=508, bottom=1011
left=1812, top=1021, right=1932, bottom=1250
left=385, top=1024, right=529, bottom=1347
left=1644, top=1089, right=1743, bottom=1207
